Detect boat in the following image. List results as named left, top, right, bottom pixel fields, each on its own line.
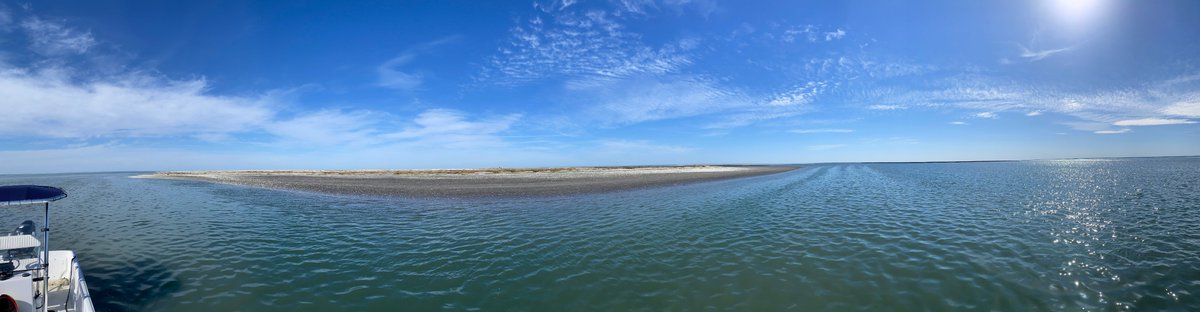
left=0, top=185, right=94, bottom=312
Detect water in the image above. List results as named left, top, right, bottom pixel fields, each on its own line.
left=2, top=157, right=1198, bottom=311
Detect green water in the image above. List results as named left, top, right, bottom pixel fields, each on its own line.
left=1, top=157, right=1198, bottom=311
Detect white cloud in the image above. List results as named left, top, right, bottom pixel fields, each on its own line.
left=0, top=66, right=522, bottom=148
left=779, top=25, right=846, bottom=43
left=807, top=144, right=846, bottom=151
left=950, top=121, right=969, bottom=125
left=861, top=84, right=1035, bottom=113
left=1163, top=101, right=1200, bottom=117
left=768, top=81, right=827, bottom=106
left=789, top=128, right=853, bottom=134
left=20, top=17, right=96, bottom=55
left=867, top=104, right=906, bottom=110
left=1112, top=118, right=1196, bottom=126
left=0, top=69, right=274, bottom=138
left=975, top=112, right=998, bottom=118
left=824, top=29, right=846, bottom=41
left=1094, top=129, right=1130, bottom=134
left=811, top=57, right=934, bottom=80
left=0, top=9, right=525, bottom=152
left=1060, top=99, right=1086, bottom=111
left=855, top=73, right=1200, bottom=132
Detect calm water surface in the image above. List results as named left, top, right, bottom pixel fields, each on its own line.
left=1, top=158, right=1198, bottom=311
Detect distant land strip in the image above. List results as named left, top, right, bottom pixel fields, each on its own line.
left=135, top=165, right=798, bottom=198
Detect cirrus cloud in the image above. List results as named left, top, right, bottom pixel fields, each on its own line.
left=1094, top=129, right=1131, bottom=134
left=789, top=128, right=854, bottom=134
left=20, top=17, right=96, bottom=55
left=1112, top=118, right=1196, bottom=126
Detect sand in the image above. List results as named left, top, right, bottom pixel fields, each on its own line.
left=136, top=165, right=797, bottom=198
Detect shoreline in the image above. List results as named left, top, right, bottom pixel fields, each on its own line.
left=136, top=165, right=797, bottom=198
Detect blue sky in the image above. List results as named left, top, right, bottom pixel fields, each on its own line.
left=1, top=0, right=1198, bottom=173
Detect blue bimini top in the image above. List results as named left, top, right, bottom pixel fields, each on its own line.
left=0, top=185, right=67, bottom=206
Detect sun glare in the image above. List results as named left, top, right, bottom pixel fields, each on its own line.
left=1047, top=0, right=1112, bottom=37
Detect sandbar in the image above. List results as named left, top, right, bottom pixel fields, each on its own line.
left=135, top=165, right=796, bottom=198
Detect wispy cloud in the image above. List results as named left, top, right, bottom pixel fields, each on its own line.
left=377, top=36, right=459, bottom=91
left=789, top=128, right=854, bottom=134
left=861, top=137, right=919, bottom=145
left=384, top=109, right=522, bottom=148
left=20, top=17, right=96, bottom=55
left=480, top=5, right=883, bottom=130
left=950, top=121, right=969, bottom=125
left=607, top=0, right=718, bottom=17
left=806, top=144, right=846, bottom=151
left=780, top=25, right=846, bottom=43
left=855, top=72, right=1200, bottom=132
left=867, top=104, right=906, bottom=110
left=1019, top=45, right=1073, bottom=61
left=1094, top=129, right=1130, bottom=134
left=588, top=75, right=833, bottom=128
left=377, top=54, right=423, bottom=90
left=579, top=75, right=750, bottom=124
left=798, top=56, right=933, bottom=80
left=265, top=110, right=385, bottom=146
left=0, top=4, right=12, bottom=27
left=703, top=109, right=808, bottom=129
left=780, top=25, right=814, bottom=43
left=481, top=7, right=692, bottom=86
left=767, top=81, right=827, bottom=106
left=598, top=139, right=691, bottom=153
left=265, top=108, right=523, bottom=149
left=1112, top=118, right=1196, bottom=126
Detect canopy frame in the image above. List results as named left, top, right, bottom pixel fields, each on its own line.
left=0, top=185, right=67, bottom=312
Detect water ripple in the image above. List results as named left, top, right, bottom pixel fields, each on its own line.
left=1, top=158, right=1198, bottom=310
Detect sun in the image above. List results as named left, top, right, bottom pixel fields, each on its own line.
left=1046, top=0, right=1112, bottom=37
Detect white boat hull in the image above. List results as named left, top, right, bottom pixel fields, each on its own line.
left=0, top=250, right=94, bottom=312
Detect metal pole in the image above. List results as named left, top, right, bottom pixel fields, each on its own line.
left=43, top=202, right=50, bottom=312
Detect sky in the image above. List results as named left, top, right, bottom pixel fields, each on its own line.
left=0, top=0, right=1198, bottom=173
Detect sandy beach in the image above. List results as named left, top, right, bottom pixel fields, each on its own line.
left=136, top=165, right=797, bottom=198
